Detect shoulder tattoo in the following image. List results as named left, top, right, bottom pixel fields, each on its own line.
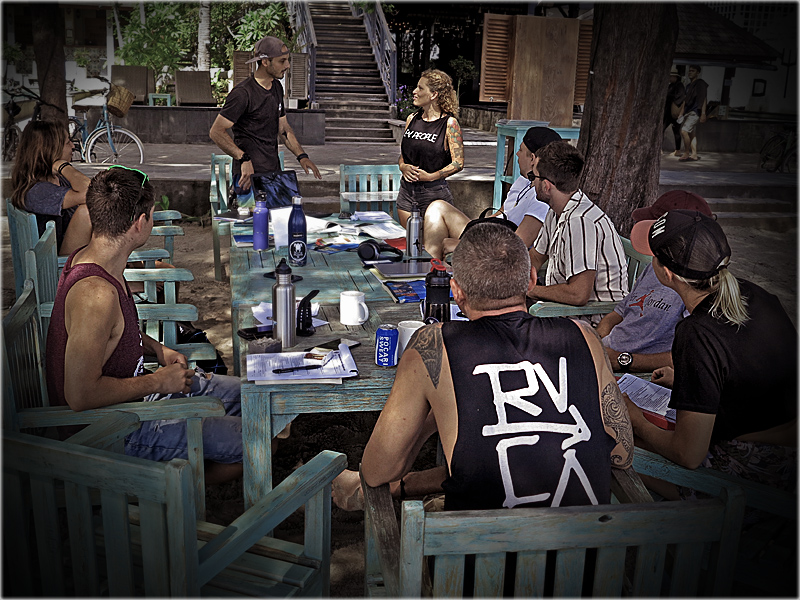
left=602, top=381, right=634, bottom=468
left=406, top=326, right=444, bottom=388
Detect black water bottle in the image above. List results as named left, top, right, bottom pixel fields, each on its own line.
left=288, top=195, right=307, bottom=266
left=424, top=259, right=451, bottom=323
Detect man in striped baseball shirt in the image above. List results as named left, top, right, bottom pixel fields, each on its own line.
left=527, top=141, right=628, bottom=321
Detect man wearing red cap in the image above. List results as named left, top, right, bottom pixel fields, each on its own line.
left=210, top=35, right=321, bottom=204
left=597, top=191, right=713, bottom=373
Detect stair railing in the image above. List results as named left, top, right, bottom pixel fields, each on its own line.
left=350, top=1, right=397, bottom=104
left=287, top=1, right=318, bottom=105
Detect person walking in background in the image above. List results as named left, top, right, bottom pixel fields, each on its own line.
left=664, top=65, right=685, bottom=156
left=10, top=120, right=92, bottom=256
left=209, top=35, right=321, bottom=206
left=396, top=69, right=464, bottom=227
left=677, top=65, right=707, bottom=162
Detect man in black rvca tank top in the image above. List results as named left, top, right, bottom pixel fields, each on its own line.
left=332, top=223, right=633, bottom=511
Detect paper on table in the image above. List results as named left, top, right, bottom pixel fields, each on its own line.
left=360, top=222, right=406, bottom=239
left=246, top=343, right=359, bottom=383
left=252, top=301, right=321, bottom=322
left=617, top=373, right=676, bottom=422
left=270, top=206, right=292, bottom=248
left=351, top=211, right=393, bottom=222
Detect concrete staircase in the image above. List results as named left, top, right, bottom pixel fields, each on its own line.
left=309, top=2, right=394, bottom=144
left=707, top=197, right=797, bottom=233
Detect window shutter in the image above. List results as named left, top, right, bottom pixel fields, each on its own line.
left=573, top=20, right=593, bottom=106
left=479, top=13, right=514, bottom=103
left=233, top=51, right=253, bottom=88
left=287, top=53, right=309, bottom=100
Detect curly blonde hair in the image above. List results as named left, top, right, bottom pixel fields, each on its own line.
left=420, top=68, right=459, bottom=117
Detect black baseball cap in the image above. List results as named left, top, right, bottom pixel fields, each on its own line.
left=522, top=127, right=562, bottom=154
left=631, top=210, right=731, bottom=280
left=245, top=36, right=289, bottom=64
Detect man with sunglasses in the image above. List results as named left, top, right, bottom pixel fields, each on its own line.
left=46, top=167, right=244, bottom=484
left=210, top=35, right=321, bottom=205
left=527, top=141, right=628, bottom=322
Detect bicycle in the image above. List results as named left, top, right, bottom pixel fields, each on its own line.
left=2, top=83, right=64, bottom=161
left=69, top=75, right=144, bottom=165
left=759, top=127, right=797, bottom=174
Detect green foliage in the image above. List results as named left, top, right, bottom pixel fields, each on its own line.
left=449, top=56, right=479, bottom=99
left=72, top=48, right=91, bottom=68
left=3, top=43, right=24, bottom=65
left=157, top=195, right=170, bottom=211
left=117, top=4, right=197, bottom=90
left=208, top=2, right=255, bottom=71
left=235, top=4, right=292, bottom=51
left=210, top=70, right=230, bottom=106
left=394, top=84, right=417, bottom=120
left=354, top=2, right=396, bottom=16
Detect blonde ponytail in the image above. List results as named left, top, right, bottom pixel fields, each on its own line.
left=677, top=267, right=750, bottom=327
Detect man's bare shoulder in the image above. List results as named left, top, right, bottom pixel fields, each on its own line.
left=404, top=324, right=445, bottom=389
left=64, top=275, right=122, bottom=315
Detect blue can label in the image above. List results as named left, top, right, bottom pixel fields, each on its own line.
left=375, top=324, right=399, bottom=367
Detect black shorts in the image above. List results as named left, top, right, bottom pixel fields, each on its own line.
left=396, top=181, right=454, bottom=214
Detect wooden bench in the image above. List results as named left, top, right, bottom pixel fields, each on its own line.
left=339, top=164, right=402, bottom=220
left=111, top=64, right=155, bottom=104
left=4, top=419, right=346, bottom=596
left=361, top=466, right=745, bottom=597
left=529, top=237, right=652, bottom=318
left=210, top=152, right=284, bottom=280
left=175, top=70, right=217, bottom=106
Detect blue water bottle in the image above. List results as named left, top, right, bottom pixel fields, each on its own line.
left=288, top=195, right=307, bottom=266
left=253, top=193, right=269, bottom=251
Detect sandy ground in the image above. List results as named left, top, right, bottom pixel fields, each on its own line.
left=2, top=216, right=795, bottom=596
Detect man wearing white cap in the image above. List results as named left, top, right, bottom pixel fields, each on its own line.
left=210, top=35, right=321, bottom=204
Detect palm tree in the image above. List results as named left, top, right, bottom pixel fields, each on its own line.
left=198, top=1, right=211, bottom=70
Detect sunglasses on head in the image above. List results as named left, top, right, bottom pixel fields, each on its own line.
left=107, top=165, right=149, bottom=222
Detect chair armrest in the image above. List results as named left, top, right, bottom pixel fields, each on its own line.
left=127, top=248, right=170, bottom=263
left=123, top=268, right=195, bottom=283
left=16, top=397, right=225, bottom=429
left=136, top=303, right=199, bottom=322
left=154, top=210, right=182, bottom=222
left=633, top=449, right=796, bottom=519
left=529, top=300, right=618, bottom=317
left=196, top=450, right=347, bottom=585
left=64, top=411, right=142, bottom=449
left=610, top=466, right=653, bottom=504
left=361, top=468, right=401, bottom=597
left=151, top=225, right=184, bottom=238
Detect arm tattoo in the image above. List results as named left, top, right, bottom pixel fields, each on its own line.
left=602, top=381, right=634, bottom=468
left=406, top=326, right=444, bottom=388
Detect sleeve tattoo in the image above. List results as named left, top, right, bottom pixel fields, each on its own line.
left=602, top=381, right=634, bottom=468
left=406, top=326, right=444, bottom=388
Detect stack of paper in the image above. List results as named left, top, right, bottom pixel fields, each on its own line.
left=360, top=222, right=406, bottom=239
left=246, top=343, right=359, bottom=385
left=351, top=211, right=393, bottom=222
left=617, top=373, right=675, bottom=429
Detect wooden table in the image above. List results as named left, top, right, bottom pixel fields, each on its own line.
left=230, top=237, right=422, bottom=507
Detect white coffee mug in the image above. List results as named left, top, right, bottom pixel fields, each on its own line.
left=340, top=291, right=369, bottom=326
left=397, top=320, right=425, bottom=358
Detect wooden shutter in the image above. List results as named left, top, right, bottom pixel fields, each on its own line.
left=287, top=53, right=309, bottom=100
left=233, top=51, right=252, bottom=88
left=573, top=20, right=593, bottom=106
left=479, top=13, right=513, bottom=103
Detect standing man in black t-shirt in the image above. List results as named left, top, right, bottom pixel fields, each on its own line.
left=210, top=35, right=321, bottom=204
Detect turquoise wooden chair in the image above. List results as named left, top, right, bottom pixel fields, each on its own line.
left=634, top=448, right=797, bottom=596
left=361, top=465, right=745, bottom=597
left=529, top=237, right=653, bottom=318
left=210, top=152, right=284, bottom=280
left=339, top=164, right=402, bottom=219
left=6, top=198, right=178, bottom=297
left=2, top=279, right=223, bottom=515
left=3, top=419, right=346, bottom=596
left=23, top=226, right=217, bottom=367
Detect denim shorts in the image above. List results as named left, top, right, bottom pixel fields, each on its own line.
left=125, top=369, right=242, bottom=464
left=396, top=181, right=454, bottom=214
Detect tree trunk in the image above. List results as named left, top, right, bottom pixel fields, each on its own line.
left=32, top=3, right=67, bottom=124
left=577, top=4, right=678, bottom=236
left=198, top=2, right=211, bottom=70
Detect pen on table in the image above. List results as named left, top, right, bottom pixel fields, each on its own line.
left=272, top=364, right=323, bottom=374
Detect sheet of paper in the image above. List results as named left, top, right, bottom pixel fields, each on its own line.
left=351, top=211, right=393, bottom=222
left=246, top=343, right=358, bottom=382
left=360, top=222, right=407, bottom=239
left=269, top=206, right=292, bottom=248
left=617, top=373, right=676, bottom=422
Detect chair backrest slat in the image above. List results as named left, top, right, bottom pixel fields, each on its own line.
left=474, top=552, right=506, bottom=596
left=29, top=474, right=67, bottom=595
left=589, top=546, right=626, bottom=596
left=25, top=220, right=59, bottom=335
left=100, top=489, right=137, bottom=596
left=7, top=198, right=42, bottom=298
left=340, top=165, right=402, bottom=220
left=64, top=480, right=102, bottom=596
left=432, top=554, right=465, bottom=597
left=621, top=236, right=652, bottom=289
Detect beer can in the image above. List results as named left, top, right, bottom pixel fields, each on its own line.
left=375, top=324, right=399, bottom=367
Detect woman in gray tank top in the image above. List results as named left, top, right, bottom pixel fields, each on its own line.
left=397, top=69, right=464, bottom=227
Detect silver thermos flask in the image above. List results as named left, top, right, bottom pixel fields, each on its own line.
left=272, top=258, right=296, bottom=348
left=406, top=203, right=422, bottom=258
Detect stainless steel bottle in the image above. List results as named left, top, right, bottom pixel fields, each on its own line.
left=272, top=258, right=296, bottom=348
left=406, top=203, right=422, bottom=258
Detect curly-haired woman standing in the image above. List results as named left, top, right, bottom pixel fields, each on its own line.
left=397, top=69, right=464, bottom=227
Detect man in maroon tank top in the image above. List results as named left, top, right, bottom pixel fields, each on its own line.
left=46, top=168, right=243, bottom=484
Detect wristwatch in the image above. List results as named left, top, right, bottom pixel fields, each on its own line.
left=240, top=152, right=251, bottom=163
left=617, top=352, right=633, bottom=372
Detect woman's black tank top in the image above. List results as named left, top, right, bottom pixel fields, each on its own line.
left=400, top=111, right=452, bottom=175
